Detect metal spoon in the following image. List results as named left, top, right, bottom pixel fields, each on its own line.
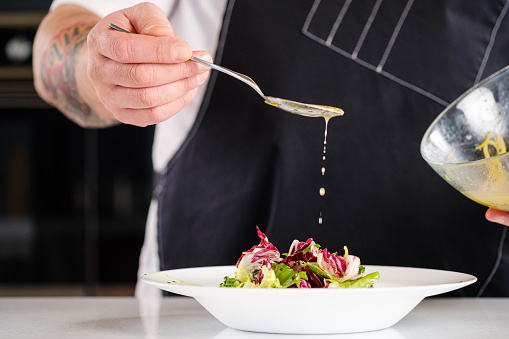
left=109, top=23, right=344, bottom=118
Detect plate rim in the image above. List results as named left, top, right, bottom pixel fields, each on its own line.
left=141, top=264, right=477, bottom=295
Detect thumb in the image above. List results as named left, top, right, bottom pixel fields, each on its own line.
left=122, top=3, right=192, bottom=62
left=126, top=2, right=174, bottom=37
left=143, top=24, right=174, bottom=37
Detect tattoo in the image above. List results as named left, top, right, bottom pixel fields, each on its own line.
left=40, top=23, right=111, bottom=127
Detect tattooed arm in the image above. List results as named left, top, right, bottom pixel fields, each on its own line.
left=33, top=5, right=115, bottom=127
left=34, top=3, right=212, bottom=128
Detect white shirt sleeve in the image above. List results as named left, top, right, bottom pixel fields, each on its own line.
left=49, top=0, right=176, bottom=18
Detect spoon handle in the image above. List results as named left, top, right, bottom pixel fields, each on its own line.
left=109, top=23, right=131, bottom=33
left=190, top=57, right=266, bottom=98
left=108, top=23, right=266, bottom=99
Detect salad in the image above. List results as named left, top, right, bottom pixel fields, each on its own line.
left=220, top=227, right=380, bottom=288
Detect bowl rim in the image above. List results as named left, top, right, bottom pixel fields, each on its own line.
left=421, top=65, right=509, bottom=166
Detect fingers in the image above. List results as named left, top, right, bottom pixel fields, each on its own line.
left=86, top=2, right=213, bottom=126
left=124, top=2, right=174, bottom=36
left=89, top=3, right=191, bottom=64
left=94, top=52, right=211, bottom=88
left=111, top=88, right=199, bottom=127
left=95, top=30, right=192, bottom=63
left=89, top=50, right=211, bottom=124
left=109, top=68, right=209, bottom=110
left=485, top=208, right=509, bottom=226
left=89, top=49, right=212, bottom=125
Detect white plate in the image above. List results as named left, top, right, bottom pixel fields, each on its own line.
left=142, top=265, right=476, bottom=334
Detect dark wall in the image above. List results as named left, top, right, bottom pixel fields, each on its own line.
left=0, top=1, right=53, bottom=11
left=0, top=1, right=155, bottom=292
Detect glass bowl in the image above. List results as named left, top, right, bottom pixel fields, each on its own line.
left=421, top=66, right=509, bottom=211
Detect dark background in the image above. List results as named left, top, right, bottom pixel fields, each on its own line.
left=0, top=1, right=154, bottom=295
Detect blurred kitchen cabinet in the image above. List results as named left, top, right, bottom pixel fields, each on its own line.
left=0, top=108, right=154, bottom=287
left=0, top=2, right=154, bottom=290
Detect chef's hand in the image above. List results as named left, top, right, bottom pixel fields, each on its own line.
left=485, top=208, right=509, bottom=226
left=87, top=2, right=211, bottom=126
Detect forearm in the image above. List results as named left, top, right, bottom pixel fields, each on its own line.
left=33, top=5, right=118, bottom=128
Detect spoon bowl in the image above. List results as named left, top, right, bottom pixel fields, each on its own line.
left=109, top=23, right=344, bottom=119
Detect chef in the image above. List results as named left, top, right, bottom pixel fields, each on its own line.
left=34, top=0, right=509, bottom=297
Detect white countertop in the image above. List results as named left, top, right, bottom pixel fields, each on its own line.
left=0, top=297, right=508, bottom=338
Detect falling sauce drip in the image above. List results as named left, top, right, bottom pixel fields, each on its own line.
left=319, top=114, right=331, bottom=225
left=322, top=118, right=328, bottom=161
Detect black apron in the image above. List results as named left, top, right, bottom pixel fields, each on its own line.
left=156, top=0, right=509, bottom=296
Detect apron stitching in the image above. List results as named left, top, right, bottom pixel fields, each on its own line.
left=302, top=24, right=327, bottom=45
left=379, top=69, right=449, bottom=106
left=325, top=0, right=352, bottom=46
left=376, top=0, right=414, bottom=72
left=306, top=27, right=450, bottom=106
left=476, top=226, right=507, bottom=297
left=302, top=0, right=447, bottom=106
left=303, top=27, right=353, bottom=62
left=353, top=0, right=384, bottom=59
left=302, top=0, right=322, bottom=34
left=474, top=0, right=509, bottom=84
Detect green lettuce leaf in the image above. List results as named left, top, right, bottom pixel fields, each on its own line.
left=304, top=262, right=332, bottom=281
left=219, top=276, right=240, bottom=287
left=234, top=267, right=251, bottom=285
left=336, top=272, right=380, bottom=288
left=304, top=262, right=379, bottom=288
left=258, top=265, right=281, bottom=288
left=273, top=262, right=307, bottom=288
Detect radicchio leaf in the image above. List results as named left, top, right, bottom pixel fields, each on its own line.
left=236, top=227, right=281, bottom=276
